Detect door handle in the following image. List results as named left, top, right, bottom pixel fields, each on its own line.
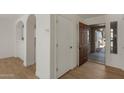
left=70, top=46, right=73, bottom=49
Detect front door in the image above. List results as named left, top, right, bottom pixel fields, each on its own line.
left=79, top=22, right=88, bottom=66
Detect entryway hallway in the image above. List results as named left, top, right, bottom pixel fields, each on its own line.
left=60, top=61, right=124, bottom=79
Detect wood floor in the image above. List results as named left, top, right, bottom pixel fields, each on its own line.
left=0, top=57, right=124, bottom=79
left=0, top=57, right=37, bottom=79
left=60, top=61, right=124, bottom=79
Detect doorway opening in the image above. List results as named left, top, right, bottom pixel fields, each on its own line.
left=88, top=24, right=106, bottom=64
left=79, top=22, right=106, bottom=66
left=26, top=15, right=36, bottom=74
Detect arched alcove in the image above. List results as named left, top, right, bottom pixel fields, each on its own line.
left=26, top=15, right=36, bottom=71
left=16, top=21, right=24, bottom=61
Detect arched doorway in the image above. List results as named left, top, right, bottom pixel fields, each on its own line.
left=26, top=15, right=36, bottom=73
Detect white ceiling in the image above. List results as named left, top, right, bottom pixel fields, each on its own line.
left=78, top=14, right=105, bottom=19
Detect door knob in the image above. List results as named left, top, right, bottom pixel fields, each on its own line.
left=70, top=46, right=73, bottom=49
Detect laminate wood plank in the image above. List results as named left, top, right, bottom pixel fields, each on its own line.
left=0, top=57, right=37, bottom=79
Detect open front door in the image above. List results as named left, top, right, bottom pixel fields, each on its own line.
left=79, top=22, right=88, bottom=66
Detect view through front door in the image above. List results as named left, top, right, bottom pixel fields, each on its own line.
left=79, top=22, right=88, bottom=66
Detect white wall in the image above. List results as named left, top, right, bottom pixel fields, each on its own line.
left=0, top=19, right=16, bottom=58
left=105, top=14, right=124, bottom=70
left=36, top=14, right=51, bottom=79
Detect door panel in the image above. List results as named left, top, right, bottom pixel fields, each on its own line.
left=79, top=22, right=88, bottom=66
left=56, top=15, right=73, bottom=78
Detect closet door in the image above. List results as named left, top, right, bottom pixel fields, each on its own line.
left=56, top=15, right=73, bottom=78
